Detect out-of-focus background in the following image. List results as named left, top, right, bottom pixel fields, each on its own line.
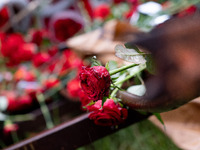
left=0, top=0, right=199, bottom=149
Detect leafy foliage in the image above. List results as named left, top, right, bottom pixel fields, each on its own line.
left=105, top=60, right=118, bottom=72
left=153, top=113, right=166, bottom=129
left=127, top=84, right=146, bottom=96
left=91, top=56, right=102, bottom=67
left=115, top=44, right=147, bottom=64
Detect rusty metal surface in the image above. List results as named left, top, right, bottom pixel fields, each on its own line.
left=5, top=110, right=150, bottom=150
left=0, top=98, right=83, bottom=148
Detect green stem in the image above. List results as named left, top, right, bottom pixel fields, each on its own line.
left=0, top=140, right=6, bottom=148
left=110, top=84, right=122, bottom=98
left=114, top=65, right=146, bottom=85
left=9, top=114, right=35, bottom=122
left=36, top=92, right=54, bottom=129
left=110, top=64, right=146, bottom=98
left=43, top=71, right=75, bottom=100
left=11, top=131, right=19, bottom=143
left=109, top=63, right=138, bottom=76
left=4, top=119, right=19, bottom=144
left=52, top=107, right=60, bottom=126
left=137, top=74, right=144, bottom=85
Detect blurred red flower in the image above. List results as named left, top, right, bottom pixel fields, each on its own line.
left=124, top=0, right=139, bottom=19
left=29, top=29, right=44, bottom=46
left=50, top=50, right=84, bottom=76
left=0, top=7, right=9, bottom=29
left=66, top=78, right=81, bottom=98
left=81, top=0, right=94, bottom=20
left=113, top=0, right=126, bottom=4
left=48, top=46, right=58, bottom=56
left=53, top=18, right=82, bottom=41
left=43, top=78, right=60, bottom=91
left=14, top=67, right=36, bottom=81
left=63, top=50, right=84, bottom=69
left=17, top=43, right=37, bottom=61
left=32, top=52, right=51, bottom=67
left=1, top=33, right=24, bottom=58
left=3, top=124, right=19, bottom=135
left=7, top=94, right=33, bottom=112
left=177, top=5, right=197, bottom=17
left=1, top=33, right=37, bottom=66
left=94, top=4, right=111, bottom=20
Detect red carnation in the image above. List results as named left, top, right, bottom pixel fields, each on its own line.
left=79, top=66, right=111, bottom=101
left=89, top=99, right=128, bottom=126
left=94, top=4, right=111, bottom=20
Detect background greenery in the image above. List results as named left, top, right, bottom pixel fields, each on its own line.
left=77, top=120, right=180, bottom=150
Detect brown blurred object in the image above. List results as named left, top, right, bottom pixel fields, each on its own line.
left=66, top=20, right=142, bottom=64
left=118, top=13, right=200, bottom=112
left=150, top=98, right=200, bottom=150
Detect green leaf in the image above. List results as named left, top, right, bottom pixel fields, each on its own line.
left=153, top=113, right=166, bottom=130
left=110, top=63, right=125, bottom=83
left=117, top=101, right=124, bottom=108
left=42, top=38, right=51, bottom=47
left=115, top=44, right=147, bottom=64
left=114, top=73, right=126, bottom=84
left=105, top=62, right=109, bottom=71
left=111, top=84, right=124, bottom=91
left=111, top=76, right=119, bottom=81
left=134, top=74, right=142, bottom=85
left=124, top=43, right=140, bottom=52
left=127, top=85, right=146, bottom=96
left=106, top=60, right=118, bottom=73
left=91, top=56, right=102, bottom=67
left=127, top=65, right=145, bottom=76
left=112, top=3, right=130, bottom=19
left=102, top=96, right=108, bottom=107
left=145, top=54, right=156, bottom=74
left=86, top=101, right=95, bottom=106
